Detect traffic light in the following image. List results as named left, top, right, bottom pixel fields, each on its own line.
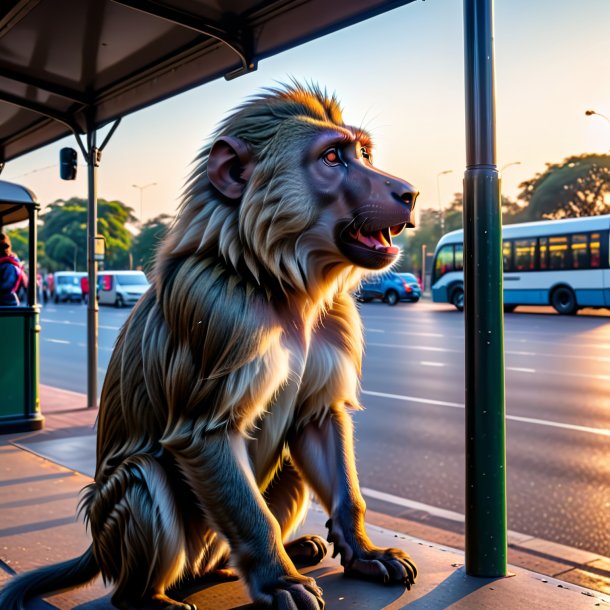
left=60, top=147, right=77, bottom=180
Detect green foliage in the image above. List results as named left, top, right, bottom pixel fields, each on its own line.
left=5, top=227, right=46, bottom=271
left=5, top=226, right=28, bottom=255
left=131, top=214, right=172, bottom=272
left=517, top=154, right=610, bottom=220
left=39, top=197, right=137, bottom=271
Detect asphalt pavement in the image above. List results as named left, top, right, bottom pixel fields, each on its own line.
left=34, top=298, right=610, bottom=593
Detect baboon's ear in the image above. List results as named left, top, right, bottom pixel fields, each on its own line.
left=207, top=136, right=255, bottom=200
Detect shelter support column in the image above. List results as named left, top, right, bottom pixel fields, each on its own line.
left=87, top=142, right=101, bottom=410
left=463, top=0, right=507, bottom=576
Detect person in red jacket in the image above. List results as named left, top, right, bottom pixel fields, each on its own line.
left=80, top=275, right=89, bottom=304
left=0, top=232, right=26, bottom=306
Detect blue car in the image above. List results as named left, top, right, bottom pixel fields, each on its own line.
left=356, top=271, right=422, bottom=306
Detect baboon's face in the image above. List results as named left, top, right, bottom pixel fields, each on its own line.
left=306, top=129, right=418, bottom=270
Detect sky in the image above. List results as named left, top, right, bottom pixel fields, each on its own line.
left=2, top=0, right=610, bottom=226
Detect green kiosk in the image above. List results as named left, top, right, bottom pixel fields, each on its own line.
left=0, top=179, right=43, bottom=432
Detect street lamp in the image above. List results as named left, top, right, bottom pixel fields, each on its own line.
left=500, top=161, right=521, bottom=173
left=132, top=182, right=157, bottom=221
left=585, top=109, right=610, bottom=125
left=436, top=169, right=453, bottom=233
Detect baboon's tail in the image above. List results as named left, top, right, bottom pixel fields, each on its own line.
left=0, top=545, right=99, bottom=610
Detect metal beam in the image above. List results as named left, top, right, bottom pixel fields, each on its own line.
left=463, top=0, right=507, bottom=577
left=0, top=64, right=90, bottom=104
left=110, top=0, right=257, bottom=79
left=0, top=91, right=83, bottom=133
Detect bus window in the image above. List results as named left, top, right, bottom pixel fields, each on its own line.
left=590, top=232, right=601, bottom=268
left=514, top=238, right=536, bottom=271
left=454, top=244, right=463, bottom=271
left=549, top=235, right=569, bottom=269
left=539, top=237, right=549, bottom=270
left=434, top=245, right=454, bottom=279
left=571, top=233, right=588, bottom=268
left=502, top=240, right=513, bottom=272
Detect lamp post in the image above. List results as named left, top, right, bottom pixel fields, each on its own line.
left=500, top=161, right=521, bottom=173
left=585, top=109, right=610, bottom=125
left=436, top=169, right=453, bottom=233
left=132, top=182, right=157, bottom=222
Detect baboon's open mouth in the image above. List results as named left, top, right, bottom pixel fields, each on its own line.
left=347, top=223, right=406, bottom=256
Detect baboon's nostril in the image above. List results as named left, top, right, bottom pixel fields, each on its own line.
left=398, top=191, right=418, bottom=208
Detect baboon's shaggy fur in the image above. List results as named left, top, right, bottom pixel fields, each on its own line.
left=0, top=83, right=417, bottom=610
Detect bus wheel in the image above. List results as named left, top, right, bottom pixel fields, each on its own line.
left=385, top=290, right=399, bottom=306
left=451, top=287, right=464, bottom=311
left=551, top=286, right=577, bottom=315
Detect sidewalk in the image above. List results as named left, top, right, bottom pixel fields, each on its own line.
left=1, top=386, right=609, bottom=609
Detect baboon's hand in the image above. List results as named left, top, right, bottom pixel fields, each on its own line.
left=254, top=573, right=324, bottom=609
left=326, top=518, right=417, bottom=589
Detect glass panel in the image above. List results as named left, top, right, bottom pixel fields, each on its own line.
left=549, top=235, right=569, bottom=269
left=590, top=232, right=601, bottom=268
left=571, top=234, right=588, bottom=268
left=514, top=238, right=536, bottom=271
left=454, top=244, right=463, bottom=271
left=502, top=240, right=513, bottom=272
left=434, top=245, right=454, bottom=279
left=539, top=237, right=549, bottom=270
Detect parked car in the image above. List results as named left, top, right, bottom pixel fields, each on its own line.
left=356, top=271, right=421, bottom=306
left=97, top=270, right=150, bottom=307
left=53, top=271, right=87, bottom=303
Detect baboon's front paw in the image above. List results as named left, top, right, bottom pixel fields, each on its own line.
left=344, top=547, right=417, bottom=589
left=285, top=535, right=328, bottom=567
left=326, top=518, right=417, bottom=589
left=259, top=575, right=324, bottom=609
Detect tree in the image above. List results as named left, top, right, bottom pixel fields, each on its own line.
left=39, top=197, right=136, bottom=271
left=131, top=214, right=173, bottom=272
left=517, top=154, right=610, bottom=220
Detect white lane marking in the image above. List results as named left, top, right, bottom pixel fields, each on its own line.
left=45, top=338, right=70, bottom=344
left=41, top=318, right=120, bottom=331
left=368, top=342, right=460, bottom=353
left=361, top=390, right=610, bottom=438
left=507, top=414, right=610, bottom=437
left=365, top=321, right=610, bottom=351
left=506, top=367, right=536, bottom=373
left=368, top=327, right=444, bottom=338
left=367, top=341, right=610, bottom=363
left=360, top=488, right=610, bottom=561
left=361, top=487, right=464, bottom=523
left=420, top=361, right=445, bottom=367
left=363, top=390, right=463, bottom=409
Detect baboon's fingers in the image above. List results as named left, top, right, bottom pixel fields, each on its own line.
left=344, top=551, right=417, bottom=588
left=285, top=535, right=328, bottom=566
left=272, top=584, right=324, bottom=610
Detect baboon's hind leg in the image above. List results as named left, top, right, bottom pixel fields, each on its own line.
left=265, top=459, right=328, bottom=567
left=87, top=455, right=194, bottom=610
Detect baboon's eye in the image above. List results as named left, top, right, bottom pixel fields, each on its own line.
left=322, top=147, right=342, bottom=167
left=360, top=147, right=372, bottom=162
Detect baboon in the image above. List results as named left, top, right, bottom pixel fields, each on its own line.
left=0, top=83, right=418, bottom=610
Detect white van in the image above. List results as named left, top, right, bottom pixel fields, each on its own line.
left=53, top=271, right=87, bottom=303
left=97, top=270, right=150, bottom=307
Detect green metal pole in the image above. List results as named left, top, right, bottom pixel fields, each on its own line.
left=27, top=203, right=42, bottom=427
left=87, top=133, right=100, bottom=410
left=463, top=0, right=507, bottom=576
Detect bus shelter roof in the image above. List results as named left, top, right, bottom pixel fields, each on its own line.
left=0, top=179, right=38, bottom=226
left=0, top=0, right=415, bottom=163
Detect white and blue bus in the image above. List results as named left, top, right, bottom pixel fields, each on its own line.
left=431, top=215, right=610, bottom=314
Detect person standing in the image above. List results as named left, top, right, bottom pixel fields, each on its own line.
left=0, top=232, right=27, bottom=306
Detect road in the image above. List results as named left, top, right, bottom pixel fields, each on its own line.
left=38, top=299, right=610, bottom=557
